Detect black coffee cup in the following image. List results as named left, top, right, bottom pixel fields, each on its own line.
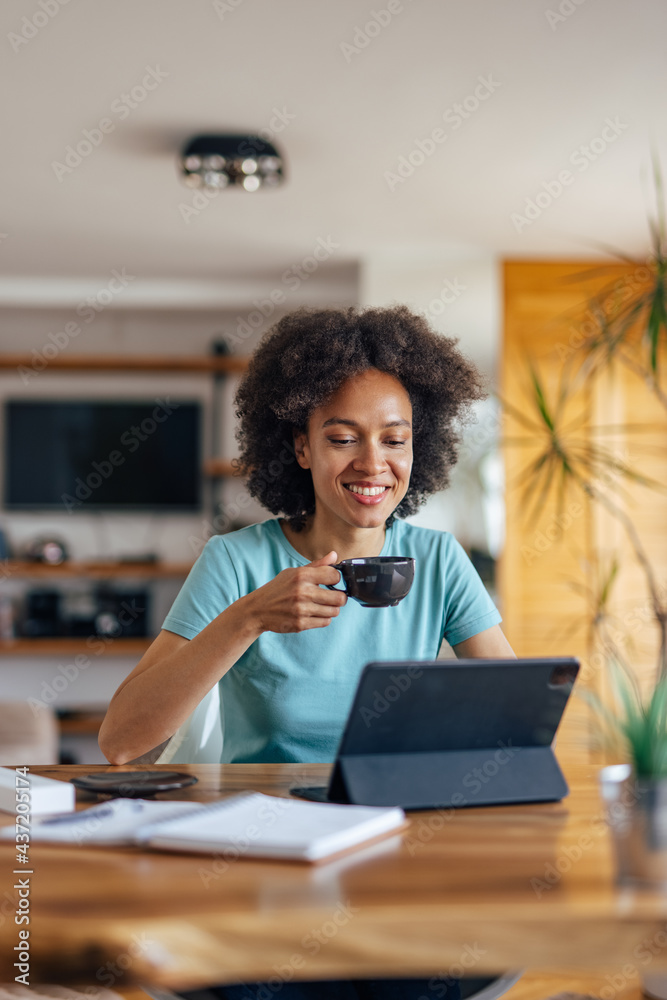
left=326, top=556, right=415, bottom=608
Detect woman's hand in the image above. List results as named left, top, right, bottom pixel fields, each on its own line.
left=242, top=551, right=347, bottom=634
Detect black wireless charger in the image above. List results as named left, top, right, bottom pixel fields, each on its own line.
left=70, top=771, right=198, bottom=798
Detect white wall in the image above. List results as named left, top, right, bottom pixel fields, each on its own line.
left=359, top=252, right=504, bottom=553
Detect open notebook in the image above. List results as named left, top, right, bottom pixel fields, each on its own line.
left=0, top=791, right=407, bottom=862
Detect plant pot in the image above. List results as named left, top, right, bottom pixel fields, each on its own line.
left=642, top=973, right=667, bottom=999
left=599, top=763, right=667, bottom=888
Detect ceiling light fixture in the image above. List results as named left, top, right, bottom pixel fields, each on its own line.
left=179, top=134, right=285, bottom=192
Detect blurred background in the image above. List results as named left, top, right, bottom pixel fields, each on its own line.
left=0, top=0, right=665, bottom=767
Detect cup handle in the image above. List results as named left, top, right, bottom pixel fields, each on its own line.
left=325, top=564, right=347, bottom=594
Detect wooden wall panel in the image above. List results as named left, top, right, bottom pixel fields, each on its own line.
left=500, top=260, right=667, bottom=757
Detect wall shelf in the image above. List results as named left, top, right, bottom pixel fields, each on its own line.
left=0, top=638, right=152, bottom=656
left=0, top=352, right=245, bottom=665
left=0, top=564, right=189, bottom=656
left=57, top=710, right=107, bottom=736
left=204, top=459, right=241, bottom=478
left=0, top=353, right=249, bottom=374
left=2, top=560, right=193, bottom=579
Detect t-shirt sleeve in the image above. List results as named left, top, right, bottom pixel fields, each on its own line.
left=162, top=536, right=241, bottom=640
left=441, top=535, right=502, bottom=647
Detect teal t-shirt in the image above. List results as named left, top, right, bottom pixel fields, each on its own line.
left=162, top=517, right=501, bottom=764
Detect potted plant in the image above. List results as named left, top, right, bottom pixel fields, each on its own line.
left=595, top=663, right=667, bottom=884
left=501, top=159, right=667, bottom=899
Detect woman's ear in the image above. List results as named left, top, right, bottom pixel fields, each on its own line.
left=293, top=430, right=310, bottom=470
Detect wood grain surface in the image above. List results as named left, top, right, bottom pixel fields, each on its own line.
left=2, top=760, right=667, bottom=990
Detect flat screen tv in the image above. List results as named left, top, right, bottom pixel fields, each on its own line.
left=4, top=399, right=202, bottom=512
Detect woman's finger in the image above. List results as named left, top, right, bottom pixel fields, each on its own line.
left=308, top=592, right=346, bottom=610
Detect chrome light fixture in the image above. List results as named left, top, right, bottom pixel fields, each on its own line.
left=179, top=134, right=285, bottom=192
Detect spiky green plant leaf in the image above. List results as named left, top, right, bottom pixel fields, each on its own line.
left=586, top=658, right=667, bottom=777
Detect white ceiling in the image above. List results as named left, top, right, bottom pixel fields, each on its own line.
left=2, top=0, right=666, bottom=290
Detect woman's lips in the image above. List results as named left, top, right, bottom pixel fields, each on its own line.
left=343, top=485, right=390, bottom=505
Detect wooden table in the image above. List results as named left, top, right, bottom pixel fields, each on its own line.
left=1, top=759, right=667, bottom=990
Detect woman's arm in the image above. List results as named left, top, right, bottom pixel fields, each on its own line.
left=98, top=597, right=262, bottom=764
left=451, top=624, right=516, bottom=659
left=99, top=551, right=346, bottom=765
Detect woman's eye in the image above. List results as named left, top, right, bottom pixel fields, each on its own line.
left=328, top=437, right=406, bottom=446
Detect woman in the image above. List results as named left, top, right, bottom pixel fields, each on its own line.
left=100, top=304, right=514, bottom=999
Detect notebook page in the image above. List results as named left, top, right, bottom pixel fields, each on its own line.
left=142, top=792, right=406, bottom=860
left=0, top=797, right=205, bottom=846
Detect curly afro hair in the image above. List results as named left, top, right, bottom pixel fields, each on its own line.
left=233, top=304, right=485, bottom=530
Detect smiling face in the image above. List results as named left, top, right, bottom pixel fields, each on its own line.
left=293, top=368, right=413, bottom=534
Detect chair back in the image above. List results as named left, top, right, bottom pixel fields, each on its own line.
left=155, top=684, right=222, bottom=764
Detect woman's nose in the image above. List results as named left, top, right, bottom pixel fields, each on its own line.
left=352, top=442, right=388, bottom=473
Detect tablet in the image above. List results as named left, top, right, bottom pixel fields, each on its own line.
left=291, top=657, right=579, bottom=810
